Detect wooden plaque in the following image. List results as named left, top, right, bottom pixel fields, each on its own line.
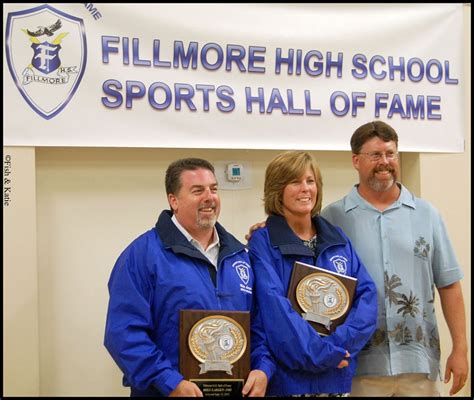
left=287, top=261, right=357, bottom=336
left=179, top=309, right=250, bottom=397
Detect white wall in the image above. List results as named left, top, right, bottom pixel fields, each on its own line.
left=3, top=143, right=470, bottom=398
left=4, top=144, right=464, bottom=397
left=3, top=147, right=39, bottom=396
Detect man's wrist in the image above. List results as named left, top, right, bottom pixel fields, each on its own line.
left=452, top=343, right=468, bottom=354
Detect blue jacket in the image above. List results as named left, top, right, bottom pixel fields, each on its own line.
left=104, top=210, right=275, bottom=396
left=248, top=215, right=377, bottom=395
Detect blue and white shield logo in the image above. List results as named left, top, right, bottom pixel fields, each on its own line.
left=233, top=261, right=250, bottom=285
left=31, top=42, right=62, bottom=74
left=330, top=255, right=348, bottom=275
left=5, top=4, right=87, bottom=119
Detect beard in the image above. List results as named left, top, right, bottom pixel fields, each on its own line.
left=367, top=166, right=398, bottom=192
left=196, top=203, right=218, bottom=229
left=197, top=214, right=217, bottom=229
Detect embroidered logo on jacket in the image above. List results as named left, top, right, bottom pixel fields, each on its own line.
left=232, top=261, right=252, bottom=294
left=330, top=255, right=348, bottom=274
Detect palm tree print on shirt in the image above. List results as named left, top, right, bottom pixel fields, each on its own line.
left=396, top=290, right=420, bottom=318
left=414, top=236, right=431, bottom=259
left=388, top=321, right=413, bottom=345
left=384, top=271, right=403, bottom=306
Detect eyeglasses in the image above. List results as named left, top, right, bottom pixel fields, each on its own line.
left=357, top=151, right=399, bottom=162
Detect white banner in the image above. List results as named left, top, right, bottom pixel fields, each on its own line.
left=3, top=3, right=465, bottom=151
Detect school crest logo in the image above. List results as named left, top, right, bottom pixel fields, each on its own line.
left=233, top=261, right=250, bottom=285
left=330, top=255, right=348, bottom=275
left=5, top=4, right=87, bottom=119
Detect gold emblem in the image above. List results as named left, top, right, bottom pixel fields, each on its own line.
left=296, top=272, right=349, bottom=327
left=188, top=315, right=247, bottom=374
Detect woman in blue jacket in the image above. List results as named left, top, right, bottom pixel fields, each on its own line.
left=248, top=151, right=377, bottom=396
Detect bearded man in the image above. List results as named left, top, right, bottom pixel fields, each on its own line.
left=321, top=121, right=468, bottom=397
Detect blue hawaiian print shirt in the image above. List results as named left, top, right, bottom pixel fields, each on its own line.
left=321, top=183, right=463, bottom=381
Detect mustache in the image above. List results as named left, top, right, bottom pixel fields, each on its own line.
left=374, top=166, right=395, bottom=173
left=198, top=203, right=217, bottom=210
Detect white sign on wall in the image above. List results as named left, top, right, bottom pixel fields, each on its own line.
left=3, top=3, right=465, bottom=152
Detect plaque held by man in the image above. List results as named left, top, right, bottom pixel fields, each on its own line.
left=180, top=309, right=250, bottom=397
left=287, top=261, right=357, bottom=336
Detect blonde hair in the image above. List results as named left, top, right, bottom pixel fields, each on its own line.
left=264, top=151, right=323, bottom=217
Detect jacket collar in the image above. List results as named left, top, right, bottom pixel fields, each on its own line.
left=155, top=210, right=244, bottom=264
left=267, top=214, right=347, bottom=256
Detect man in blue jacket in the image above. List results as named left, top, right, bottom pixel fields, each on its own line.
left=104, top=158, right=274, bottom=396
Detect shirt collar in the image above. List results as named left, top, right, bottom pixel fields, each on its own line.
left=266, top=214, right=347, bottom=256
left=344, top=182, right=416, bottom=213
left=171, top=214, right=220, bottom=250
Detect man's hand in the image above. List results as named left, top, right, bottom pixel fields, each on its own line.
left=242, top=369, right=268, bottom=397
left=444, top=349, right=469, bottom=396
left=337, top=351, right=351, bottom=369
left=169, top=380, right=203, bottom=397
left=244, top=221, right=266, bottom=242
left=438, top=282, right=468, bottom=396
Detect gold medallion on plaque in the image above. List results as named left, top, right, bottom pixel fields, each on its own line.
left=188, top=315, right=247, bottom=375
left=296, top=272, right=350, bottom=330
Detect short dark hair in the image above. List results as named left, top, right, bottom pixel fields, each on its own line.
left=350, top=121, right=399, bottom=154
left=165, top=158, right=215, bottom=196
